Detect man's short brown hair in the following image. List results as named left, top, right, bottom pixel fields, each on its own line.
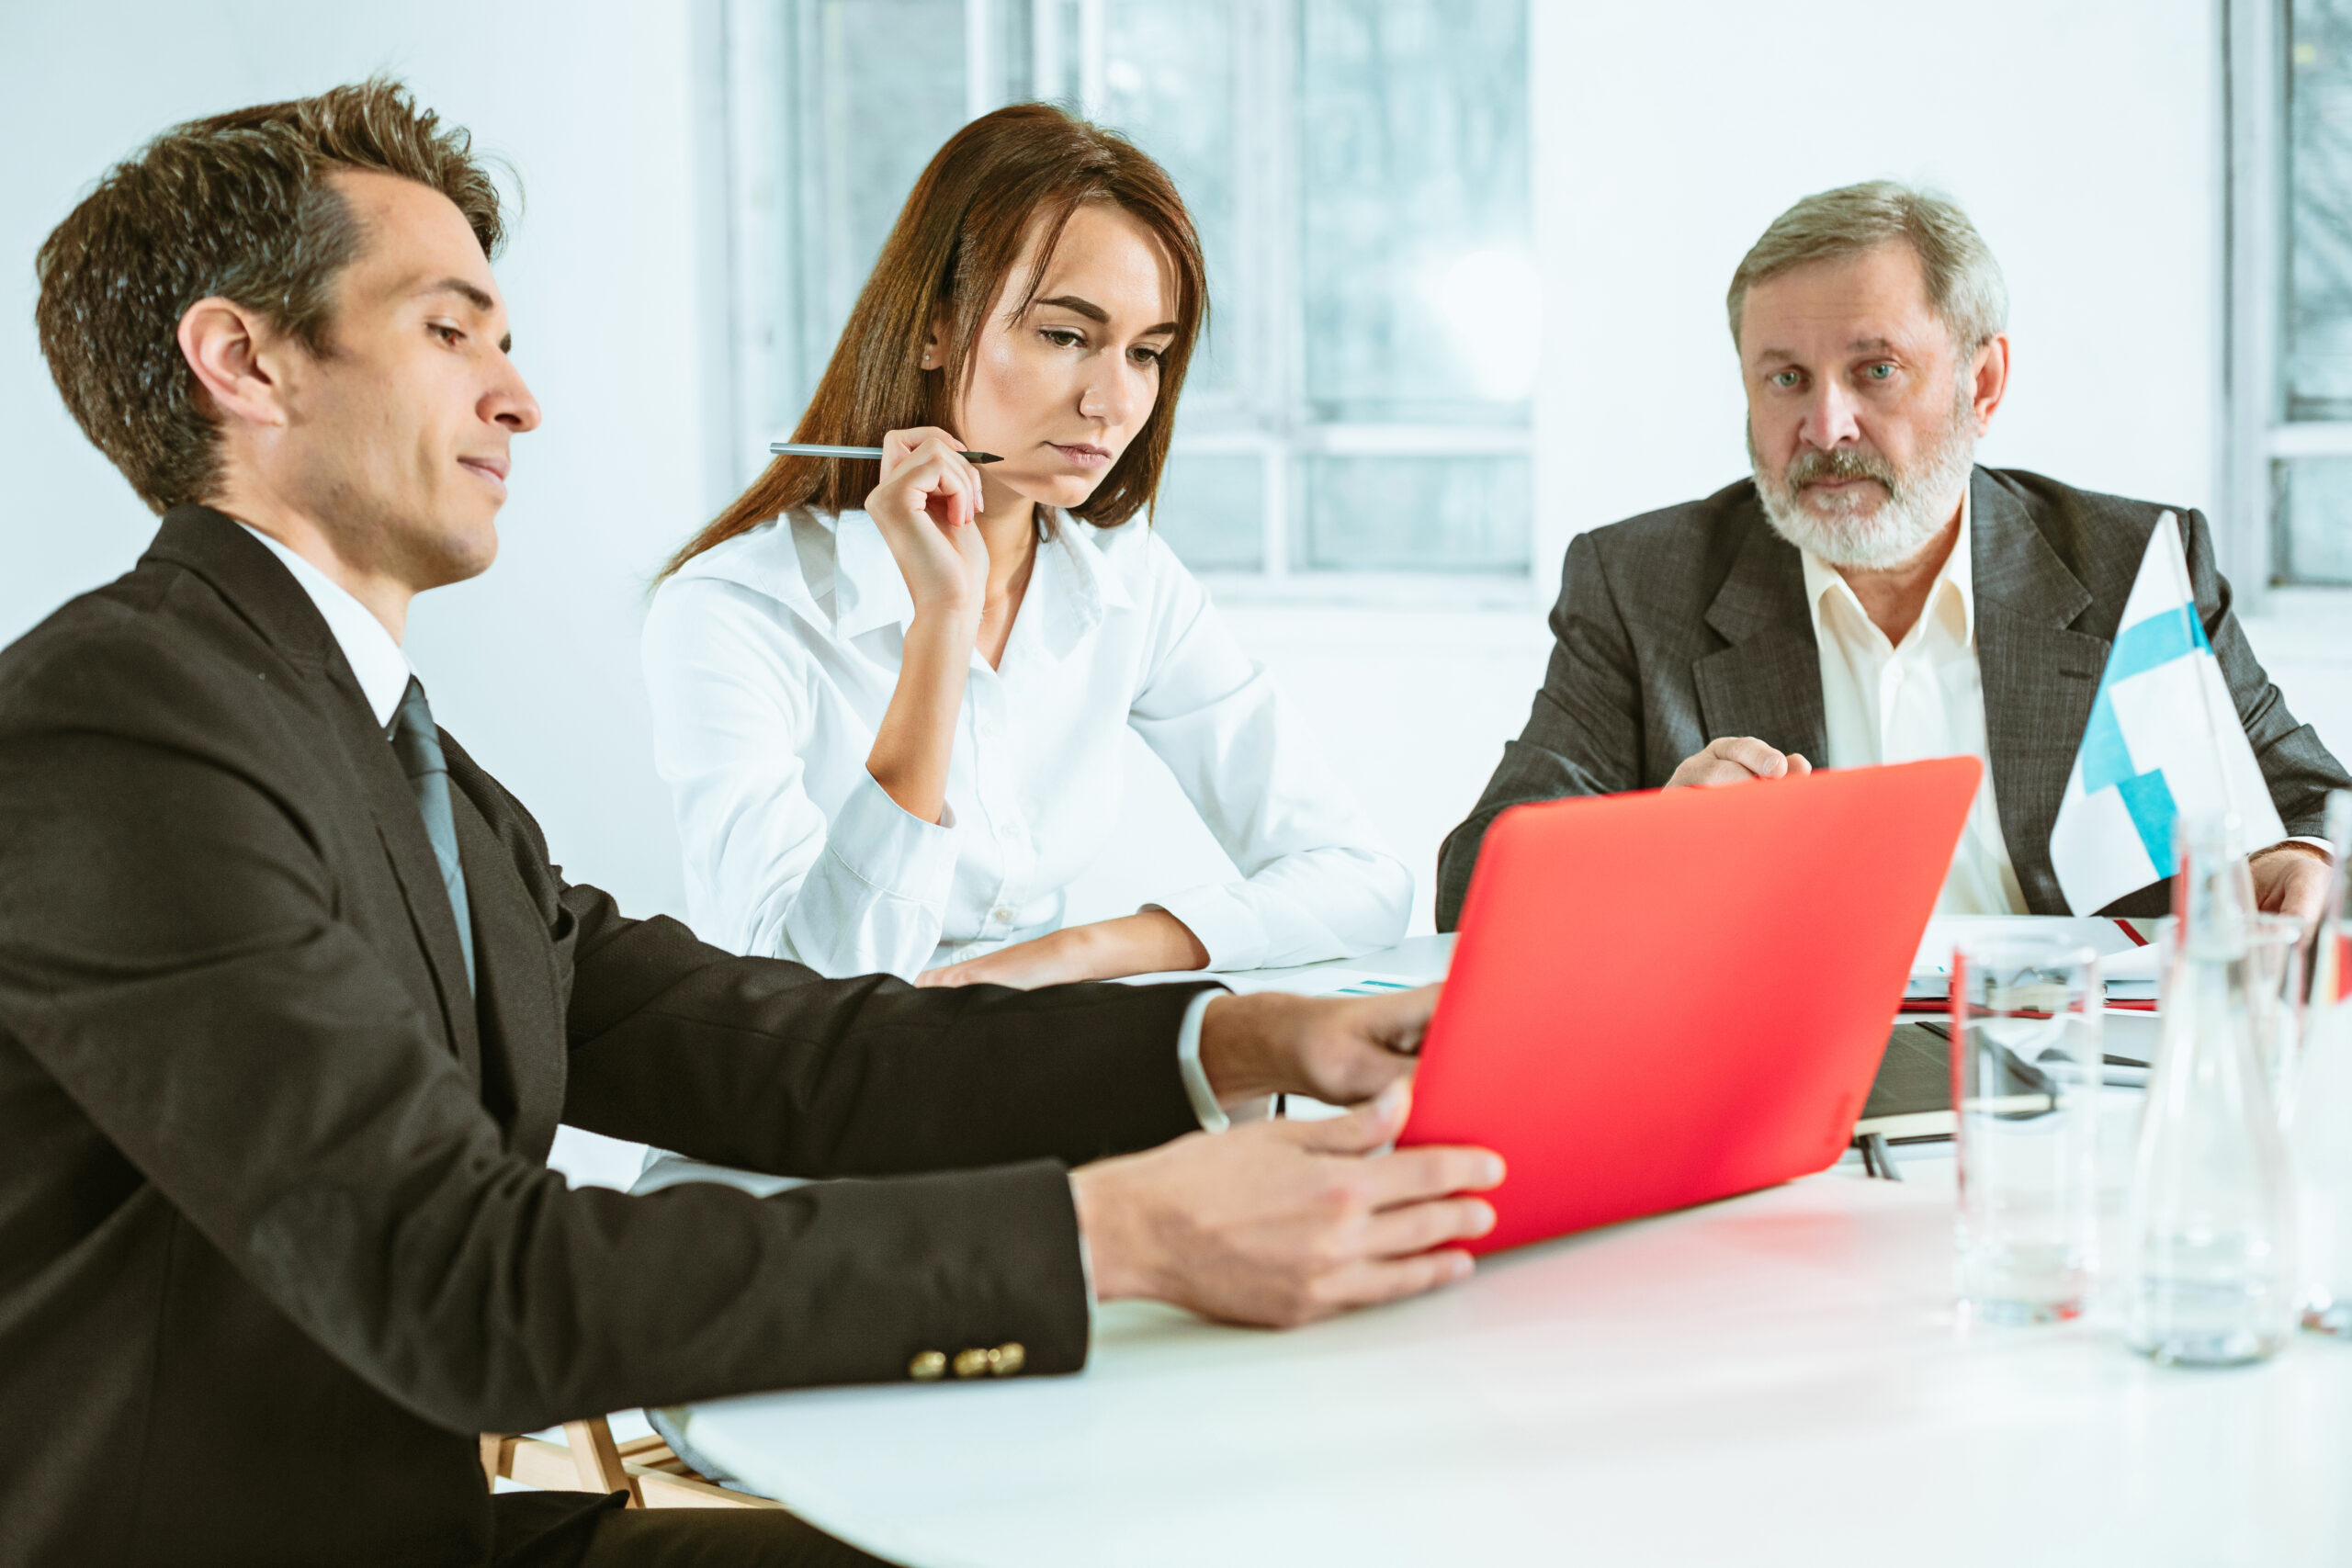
left=35, top=77, right=506, bottom=514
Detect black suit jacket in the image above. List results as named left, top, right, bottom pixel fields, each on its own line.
left=0, top=509, right=1211, bottom=1567
left=1437, top=468, right=2351, bottom=925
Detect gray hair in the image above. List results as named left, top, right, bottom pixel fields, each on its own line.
left=1726, top=180, right=2007, bottom=355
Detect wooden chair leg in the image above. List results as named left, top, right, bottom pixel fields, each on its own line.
left=562, top=1416, right=643, bottom=1507
left=481, top=1416, right=775, bottom=1508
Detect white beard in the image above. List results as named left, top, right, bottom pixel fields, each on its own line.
left=1752, top=392, right=1976, bottom=570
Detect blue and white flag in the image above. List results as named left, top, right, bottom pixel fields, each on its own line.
left=2049, top=511, right=2283, bottom=915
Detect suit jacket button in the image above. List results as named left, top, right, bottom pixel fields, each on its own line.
left=952, top=1348, right=990, bottom=1379
left=908, top=1350, right=946, bottom=1382
left=987, top=1343, right=1025, bottom=1377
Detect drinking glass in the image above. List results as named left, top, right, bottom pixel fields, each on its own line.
left=1950, top=935, right=2103, bottom=1324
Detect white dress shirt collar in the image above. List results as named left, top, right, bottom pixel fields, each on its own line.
left=1799, top=484, right=1973, bottom=654
left=235, top=524, right=413, bottom=729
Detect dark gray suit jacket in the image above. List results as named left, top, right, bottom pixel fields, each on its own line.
left=0, top=509, right=1214, bottom=1568
left=1437, top=468, right=2350, bottom=926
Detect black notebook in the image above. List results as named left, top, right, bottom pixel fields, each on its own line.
left=1855, top=1021, right=2066, bottom=1142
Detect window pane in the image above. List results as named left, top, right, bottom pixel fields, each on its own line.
left=775, top=0, right=968, bottom=431
left=1297, top=0, right=1532, bottom=423
left=1151, top=452, right=1264, bottom=570
left=2289, top=0, right=2352, bottom=419
left=2278, top=457, right=2352, bottom=583
left=1297, top=456, right=1529, bottom=572
left=1102, top=0, right=1240, bottom=398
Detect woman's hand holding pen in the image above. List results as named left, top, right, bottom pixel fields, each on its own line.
left=863, top=426, right=990, bottom=826
left=866, top=425, right=989, bottom=622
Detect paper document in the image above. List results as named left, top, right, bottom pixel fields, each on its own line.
left=1109, top=966, right=1424, bottom=998
left=1906, top=915, right=2155, bottom=1004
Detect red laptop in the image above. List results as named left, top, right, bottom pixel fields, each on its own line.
left=1398, top=757, right=1980, bottom=1254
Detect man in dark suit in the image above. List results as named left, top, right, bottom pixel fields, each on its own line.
left=1439, top=180, right=2346, bottom=930
left=0, top=83, right=1504, bottom=1568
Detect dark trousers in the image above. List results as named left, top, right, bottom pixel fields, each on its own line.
left=492, top=1491, right=898, bottom=1567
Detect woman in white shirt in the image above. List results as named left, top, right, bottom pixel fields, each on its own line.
left=644, top=104, right=1408, bottom=985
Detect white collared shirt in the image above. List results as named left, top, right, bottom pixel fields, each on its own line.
left=640, top=508, right=1411, bottom=980
left=235, top=524, right=412, bottom=727
left=1800, top=491, right=2029, bottom=915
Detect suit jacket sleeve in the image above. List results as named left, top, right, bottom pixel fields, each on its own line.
left=2182, top=507, right=2352, bottom=838
left=0, top=638, right=1205, bottom=1436
left=1435, top=529, right=1647, bottom=928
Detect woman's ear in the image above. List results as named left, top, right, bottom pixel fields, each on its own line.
left=919, top=305, right=950, bottom=372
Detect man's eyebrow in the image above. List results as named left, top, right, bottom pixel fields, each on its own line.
left=414, top=276, right=498, bottom=313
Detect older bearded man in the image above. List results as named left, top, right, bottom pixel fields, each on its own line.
left=1437, top=180, right=2347, bottom=926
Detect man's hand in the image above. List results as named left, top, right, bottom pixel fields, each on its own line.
left=1194, top=985, right=1437, bottom=1110
left=1666, top=736, right=1813, bottom=790
left=2251, top=841, right=2335, bottom=924
left=1068, top=1083, right=1504, bottom=1327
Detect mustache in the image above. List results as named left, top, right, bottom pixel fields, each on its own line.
left=1781, top=446, right=1900, bottom=491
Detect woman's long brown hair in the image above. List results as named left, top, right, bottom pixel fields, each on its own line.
left=662, top=103, right=1208, bottom=578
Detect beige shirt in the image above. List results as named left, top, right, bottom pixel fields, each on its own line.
left=1799, top=490, right=2029, bottom=915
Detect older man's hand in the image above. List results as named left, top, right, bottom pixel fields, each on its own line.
left=1666, top=736, right=1814, bottom=790
left=2251, top=842, right=2335, bottom=924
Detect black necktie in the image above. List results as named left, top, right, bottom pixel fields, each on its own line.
left=388, top=676, right=475, bottom=994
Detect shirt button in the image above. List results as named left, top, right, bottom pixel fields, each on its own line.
left=992, top=906, right=1014, bottom=924
left=908, top=1350, right=946, bottom=1382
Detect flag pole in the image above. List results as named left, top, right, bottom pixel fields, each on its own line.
left=2158, top=509, right=2246, bottom=829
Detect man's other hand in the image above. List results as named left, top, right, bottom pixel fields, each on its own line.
left=1069, top=1083, right=1504, bottom=1327
left=2251, top=841, right=2334, bottom=924
left=1196, top=986, right=1436, bottom=1110
left=1666, top=736, right=1813, bottom=790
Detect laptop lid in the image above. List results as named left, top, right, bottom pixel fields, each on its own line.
left=1398, top=757, right=1981, bottom=1254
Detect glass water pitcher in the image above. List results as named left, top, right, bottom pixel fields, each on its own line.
left=2121, top=814, right=2300, bottom=1366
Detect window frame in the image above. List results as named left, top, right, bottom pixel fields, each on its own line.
left=718, top=0, right=1543, bottom=603
left=2227, top=0, right=2352, bottom=594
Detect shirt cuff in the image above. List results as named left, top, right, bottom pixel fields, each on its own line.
left=1174, top=985, right=1236, bottom=1131
left=1147, top=886, right=1270, bottom=975
left=2282, top=836, right=2335, bottom=859
left=823, top=767, right=960, bottom=903
left=1069, top=1177, right=1098, bottom=1338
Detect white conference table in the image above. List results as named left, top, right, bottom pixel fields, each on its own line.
left=661, top=938, right=2352, bottom=1567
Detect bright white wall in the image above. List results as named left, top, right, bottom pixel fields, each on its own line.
left=0, top=0, right=722, bottom=923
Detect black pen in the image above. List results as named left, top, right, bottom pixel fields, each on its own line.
left=769, top=442, right=1002, bottom=463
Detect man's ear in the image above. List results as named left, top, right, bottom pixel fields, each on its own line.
left=1968, top=332, right=2011, bottom=432
left=176, top=297, right=293, bottom=430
